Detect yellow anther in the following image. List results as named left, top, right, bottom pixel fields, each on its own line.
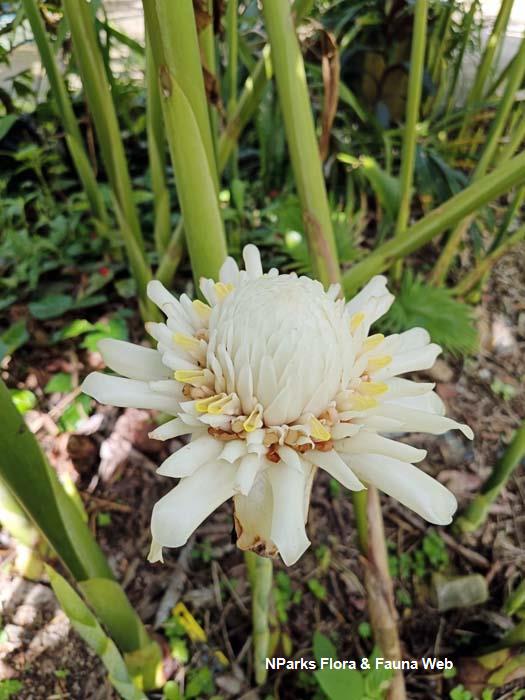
left=174, top=369, right=210, bottom=387
left=350, top=395, right=379, bottom=410
left=174, top=332, right=201, bottom=353
left=362, top=333, right=384, bottom=352
left=350, top=312, right=365, bottom=332
left=195, top=394, right=224, bottom=413
left=359, top=381, right=388, bottom=396
left=367, top=355, right=392, bottom=372
left=214, top=282, right=234, bottom=300
left=208, top=394, right=234, bottom=415
left=192, top=299, right=211, bottom=321
left=309, top=416, right=331, bottom=442
left=243, top=406, right=263, bottom=433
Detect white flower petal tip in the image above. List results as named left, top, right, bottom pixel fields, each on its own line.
left=147, top=539, right=164, bottom=563
left=84, top=243, right=475, bottom=564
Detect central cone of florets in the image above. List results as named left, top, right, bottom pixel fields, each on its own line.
left=210, top=275, right=348, bottom=425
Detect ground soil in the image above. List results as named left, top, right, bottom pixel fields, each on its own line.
left=1, top=247, right=524, bottom=700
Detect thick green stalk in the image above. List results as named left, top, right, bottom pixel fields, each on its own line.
left=262, top=0, right=340, bottom=286
left=245, top=552, right=273, bottom=685
left=394, top=0, right=428, bottom=239
left=146, top=37, right=171, bottom=256
left=199, top=0, right=220, bottom=166
left=431, top=35, right=525, bottom=285
left=21, top=0, right=107, bottom=225
left=343, top=150, right=525, bottom=295
left=157, top=220, right=186, bottom=288
left=0, top=380, right=161, bottom=688
left=453, top=224, right=525, bottom=296
left=498, top=105, right=525, bottom=165
left=455, top=422, right=525, bottom=533
left=458, top=0, right=515, bottom=141
left=148, top=0, right=227, bottom=285
left=62, top=0, right=155, bottom=317
left=226, top=0, right=239, bottom=177
left=155, top=0, right=219, bottom=191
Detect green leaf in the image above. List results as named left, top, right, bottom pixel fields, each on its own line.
left=0, top=679, right=23, bottom=700
left=58, top=395, right=92, bottom=433
left=29, top=294, right=75, bottom=320
left=314, top=667, right=364, bottom=700
left=0, top=114, right=17, bottom=141
left=45, top=373, right=73, bottom=395
left=52, top=319, right=96, bottom=342
left=10, top=389, right=37, bottom=414
left=81, top=317, right=128, bottom=351
left=0, top=321, right=29, bottom=360
left=379, top=272, right=478, bottom=356
left=47, top=567, right=147, bottom=700
left=313, top=631, right=337, bottom=663
left=185, top=667, right=215, bottom=699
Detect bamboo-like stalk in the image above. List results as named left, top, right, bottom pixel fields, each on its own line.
left=343, top=149, right=525, bottom=295
left=21, top=0, right=108, bottom=225
left=146, top=0, right=227, bottom=286
left=444, top=0, right=479, bottom=116
left=452, top=224, right=525, bottom=296
left=245, top=552, right=273, bottom=685
left=394, top=0, right=428, bottom=241
left=262, top=0, right=339, bottom=286
left=226, top=0, right=239, bottom=177
left=62, top=0, right=155, bottom=318
left=430, top=34, right=525, bottom=285
left=199, top=0, right=220, bottom=166
left=146, top=37, right=171, bottom=256
left=457, top=0, right=515, bottom=142
left=455, top=422, right=525, bottom=533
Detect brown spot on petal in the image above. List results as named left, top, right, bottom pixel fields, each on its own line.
left=207, top=427, right=241, bottom=441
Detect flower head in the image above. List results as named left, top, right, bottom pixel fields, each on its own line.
left=83, top=245, right=473, bottom=565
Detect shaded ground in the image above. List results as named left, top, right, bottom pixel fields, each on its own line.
left=1, top=246, right=524, bottom=700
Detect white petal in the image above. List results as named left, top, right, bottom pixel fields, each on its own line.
left=219, top=256, right=240, bottom=285
left=303, top=449, right=364, bottom=491
left=371, top=404, right=473, bottom=439
left=151, top=461, right=237, bottom=547
left=243, top=244, right=263, bottom=279
left=147, top=538, right=164, bottom=563
left=374, top=344, right=441, bottom=379
left=220, top=440, right=247, bottom=463
left=331, top=422, right=362, bottom=440
left=336, top=432, right=427, bottom=463
left=234, top=454, right=261, bottom=495
left=387, top=391, right=445, bottom=415
left=234, top=472, right=275, bottom=555
left=98, top=339, right=171, bottom=380
left=149, top=417, right=190, bottom=441
left=348, top=454, right=457, bottom=525
left=157, top=435, right=223, bottom=477
left=82, top=373, right=179, bottom=413
left=267, top=462, right=311, bottom=566
left=278, top=445, right=304, bottom=472
left=384, top=377, right=435, bottom=398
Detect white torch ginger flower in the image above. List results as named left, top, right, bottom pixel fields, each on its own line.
left=83, top=245, right=473, bottom=566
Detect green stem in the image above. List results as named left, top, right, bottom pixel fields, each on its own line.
left=455, top=422, right=525, bottom=533
left=226, top=0, right=239, bottom=178
left=199, top=0, right=220, bottom=168
left=21, top=0, right=108, bottom=225
left=262, top=0, right=339, bottom=286
left=452, top=223, right=525, bottom=296
left=149, top=0, right=227, bottom=285
left=245, top=552, right=273, bottom=685
left=444, top=0, right=478, bottom=115
left=343, top=150, right=525, bottom=296
left=394, top=0, right=428, bottom=259
left=146, top=35, right=171, bottom=256
left=431, top=35, right=525, bottom=285
left=62, top=0, right=155, bottom=318
left=457, top=0, right=515, bottom=143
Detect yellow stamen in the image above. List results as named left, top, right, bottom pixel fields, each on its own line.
left=173, top=332, right=201, bottom=353
left=362, top=333, right=384, bottom=352
left=350, top=312, right=365, bottom=332
left=309, top=416, right=331, bottom=442
left=243, top=406, right=263, bottom=433
left=350, top=395, right=379, bottom=410
left=195, top=394, right=224, bottom=413
left=174, top=369, right=211, bottom=387
left=367, top=355, right=392, bottom=372
left=214, top=282, right=234, bottom=300
left=208, top=394, right=235, bottom=415
left=359, top=381, right=388, bottom=396
left=192, top=299, right=211, bottom=321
